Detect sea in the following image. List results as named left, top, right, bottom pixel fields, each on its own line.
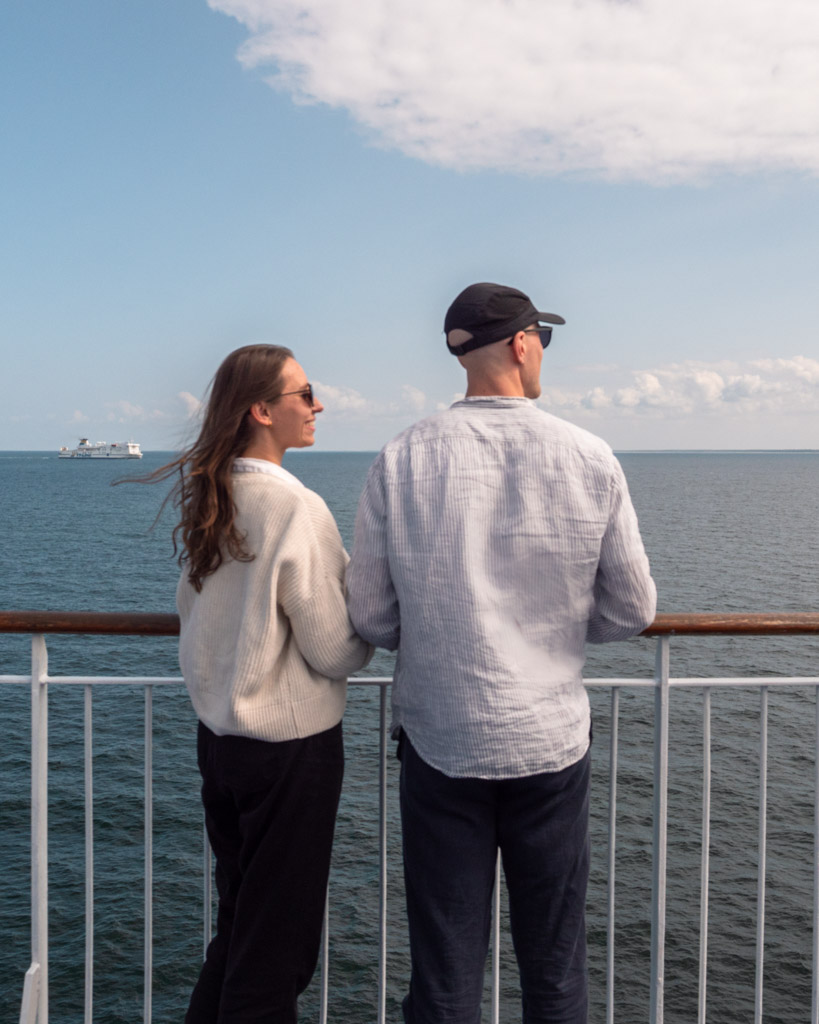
left=1, top=449, right=818, bottom=1024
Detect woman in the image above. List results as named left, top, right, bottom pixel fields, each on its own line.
left=156, top=344, right=372, bottom=1022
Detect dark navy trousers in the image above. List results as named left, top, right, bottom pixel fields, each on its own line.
left=399, top=735, right=590, bottom=1024
left=186, top=722, right=344, bottom=1024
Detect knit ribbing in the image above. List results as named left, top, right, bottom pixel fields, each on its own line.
left=178, top=474, right=372, bottom=742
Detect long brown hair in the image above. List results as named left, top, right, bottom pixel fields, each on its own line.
left=136, top=344, right=293, bottom=591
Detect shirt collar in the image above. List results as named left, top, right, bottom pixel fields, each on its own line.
left=452, top=396, right=535, bottom=409
left=232, top=457, right=304, bottom=487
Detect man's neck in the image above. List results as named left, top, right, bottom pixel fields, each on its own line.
left=464, top=376, right=526, bottom=398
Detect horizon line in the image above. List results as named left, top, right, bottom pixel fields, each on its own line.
left=2, top=448, right=818, bottom=456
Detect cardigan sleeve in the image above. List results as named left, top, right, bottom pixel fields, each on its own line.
left=277, top=490, right=373, bottom=678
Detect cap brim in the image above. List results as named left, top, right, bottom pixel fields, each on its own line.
left=536, top=311, right=566, bottom=325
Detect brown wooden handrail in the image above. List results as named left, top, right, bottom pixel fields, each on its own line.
left=0, top=611, right=180, bottom=635
left=0, top=610, right=818, bottom=637
left=644, top=613, right=819, bottom=635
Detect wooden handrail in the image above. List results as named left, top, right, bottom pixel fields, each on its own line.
left=0, top=610, right=818, bottom=637
left=0, top=611, right=180, bottom=635
left=644, top=613, right=819, bottom=635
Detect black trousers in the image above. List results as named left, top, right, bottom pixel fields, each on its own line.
left=186, top=722, right=344, bottom=1024
left=399, top=735, right=589, bottom=1024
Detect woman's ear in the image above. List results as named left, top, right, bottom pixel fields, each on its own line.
left=248, top=401, right=272, bottom=426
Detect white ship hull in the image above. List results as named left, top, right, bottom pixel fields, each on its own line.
left=59, top=438, right=143, bottom=459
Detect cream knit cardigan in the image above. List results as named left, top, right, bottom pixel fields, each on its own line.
left=177, top=471, right=372, bottom=742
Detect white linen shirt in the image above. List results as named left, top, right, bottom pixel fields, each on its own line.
left=347, top=397, right=656, bottom=779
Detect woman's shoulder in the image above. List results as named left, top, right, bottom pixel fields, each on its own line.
left=297, top=486, right=341, bottom=537
left=234, top=473, right=336, bottom=530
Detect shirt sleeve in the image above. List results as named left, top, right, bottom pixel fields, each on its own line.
left=277, top=493, right=374, bottom=677
left=346, top=453, right=401, bottom=651
left=586, top=459, right=657, bottom=644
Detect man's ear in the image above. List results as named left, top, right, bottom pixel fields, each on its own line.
left=248, top=401, right=272, bottom=425
left=509, top=330, right=527, bottom=364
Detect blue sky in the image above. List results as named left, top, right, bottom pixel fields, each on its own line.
left=2, top=0, right=818, bottom=451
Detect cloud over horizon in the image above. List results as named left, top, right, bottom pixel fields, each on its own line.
left=313, top=356, right=819, bottom=424
left=541, top=356, right=819, bottom=418
left=105, top=400, right=169, bottom=424
left=314, top=380, right=429, bottom=419
left=209, top=0, right=819, bottom=182
left=178, top=391, right=203, bottom=418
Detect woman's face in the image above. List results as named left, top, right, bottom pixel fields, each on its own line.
left=267, top=358, right=324, bottom=452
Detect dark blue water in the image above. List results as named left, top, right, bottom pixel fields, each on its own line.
left=1, top=450, right=818, bottom=1023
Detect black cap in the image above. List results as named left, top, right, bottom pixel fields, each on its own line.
left=444, top=282, right=565, bottom=356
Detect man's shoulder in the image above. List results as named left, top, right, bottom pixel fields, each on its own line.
left=377, top=401, right=616, bottom=466
left=380, top=408, right=460, bottom=450
left=530, top=407, right=615, bottom=462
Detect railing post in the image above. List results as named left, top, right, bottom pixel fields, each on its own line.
left=492, top=851, right=501, bottom=1024
left=18, top=965, right=40, bottom=1024
left=144, top=686, right=153, bottom=1024
left=606, top=687, right=620, bottom=1024
left=203, top=825, right=212, bottom=960
left=754, top=687, right=769, bottom=1024
left=698, top=687, right=712, bottom=1024
left=378, top=684, right=388, bottom=1024
left=21, top=634, right=49, bottom=1024
left=84, top=685, right=94, bottom=1024
left=320, top=890, right=330, bottom=1024
left=813, top=686, right=819, bottom=1024
left=650, top=636, right=670, bottom=1024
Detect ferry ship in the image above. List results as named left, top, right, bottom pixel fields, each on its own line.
left=58, top=438, right=143, bottom=459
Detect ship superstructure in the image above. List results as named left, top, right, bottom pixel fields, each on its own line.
left=58, top=438, right=143, bottom=459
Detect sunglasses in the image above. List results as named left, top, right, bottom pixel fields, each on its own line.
left=278, top=383, right=315, bottom=407
left=521, top=326, right=553, bottom=349
left=507, top=326, right=552, bottom=349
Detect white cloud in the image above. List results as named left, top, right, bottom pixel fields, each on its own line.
left=178, top=391, right=203, bottom=418
left=543, top=387, right=585, bottom=410
left=751, top=356, right=819, bottom=384
left=581, top=386, right=611, bottom=410
left=435, top=392, right=465, bottom=411
left=401, top=384, right=426, bottom=413
left=314, top=380, right=370, bottom=414
left=71, top=410, right=90, bottom=423
left=542, top=355, right=819, bottom=417
left=209, top=0, right=819, bottom=182
left=314, top=380, right=429, bottom=418
left=104, top=401, right=169, bottom=423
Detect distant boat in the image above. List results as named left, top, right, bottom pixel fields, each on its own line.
left=58, top=438, right=143, bottom=459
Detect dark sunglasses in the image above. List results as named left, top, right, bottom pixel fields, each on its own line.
left=277, top=383, right=315, bottom=407
left=507, top=326, right=552, bottom=349
left=521, top=326, right=552, bottom=349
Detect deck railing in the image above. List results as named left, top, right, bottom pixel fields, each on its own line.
left=2, top=611, right=819, bottom=1024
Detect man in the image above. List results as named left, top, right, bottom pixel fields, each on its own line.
left=347, top=282, right=656, bottom=1023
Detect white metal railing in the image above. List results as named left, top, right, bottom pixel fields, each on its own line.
left=2, top=620, right=818, bottom=1024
